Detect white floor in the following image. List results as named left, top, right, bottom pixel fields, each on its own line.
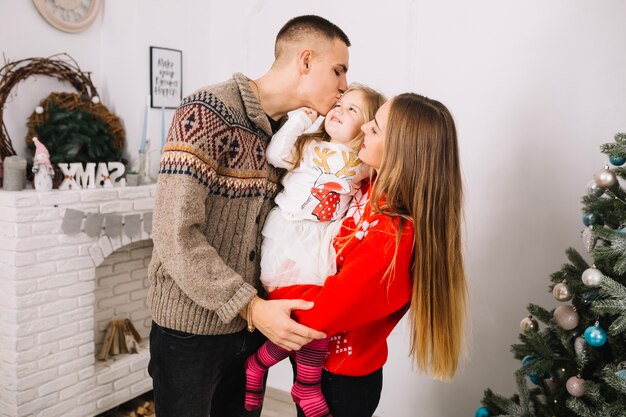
left=262, top=388, right=297, bottom=417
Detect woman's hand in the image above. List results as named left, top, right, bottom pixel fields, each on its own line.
left=252, top=297, right=326, bottom=351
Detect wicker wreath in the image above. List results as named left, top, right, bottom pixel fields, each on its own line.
left=0, top=53, right=125, bottom=160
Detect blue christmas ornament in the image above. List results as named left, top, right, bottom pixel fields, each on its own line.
left=616, top=369, right=626, bottom=380
left=521, top=355, right=536, bottom=367
left=529, top=372, right=548, bottom=385
left=475, top=406, right=490, bottom=417
left=520, top=355, right=544, bottom=384
left=584, top=323, right=607, bottom=347
left=610, top=155, right=626, bottom=166
left=583, top=213, right=603, bottom=227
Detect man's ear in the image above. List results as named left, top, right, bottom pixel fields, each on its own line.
left=298, top=49, right=312, bottom=74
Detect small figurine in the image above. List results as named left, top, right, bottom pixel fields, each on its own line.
left=32, top=137, right=54, bottom=192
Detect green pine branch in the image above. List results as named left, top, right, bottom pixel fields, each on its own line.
left=600, top=132, right=626, bottom=160
left=566, top=397, right=597, bottom=417
left=583, top=380, right=605, bottom=405
left=601, top=365, right=626, bottom=395
left=592, top=276, right=626, bottom=335
left=482, top=388, right=520, bottom=416
left=582, top=195, right=626, bottom=229
left=512, top=330, right=553, bottom=362
left=527, top=304, right=553, bottom=324
left=482, top=372, right=534, bottom=417
left=514, top=371, right=535, bottom=416
left=603, top=187, right=626, bottom=209
left=591, top=228, right=626, bottom=275
left=565, top=248, right=591, bottom=272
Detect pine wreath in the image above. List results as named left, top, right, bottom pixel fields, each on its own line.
left=26, top=92, right=123, bottom=164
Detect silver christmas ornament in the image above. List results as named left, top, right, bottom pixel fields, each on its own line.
left=582, top=267, right=603, bottom=287
left=91, top=96, right=100, bottom=104
left=566, top=376, right=585, bottom=397
left=35, top=106, right=44, bottom=114
left=594, top=166, right=617, bottom=189
left=553, top=282, right=573, bottom=302
left=554, top=305, right=579, bottom=330
left=520, top=316, right=539, bottom=333
left=581, top=227, right=597, bottom=252
left=574, top=336, right=586, bottom=358
left=586, top=180, right=604, bottom=197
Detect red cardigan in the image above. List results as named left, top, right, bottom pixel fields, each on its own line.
left=269, top=182, right=414, bottom=376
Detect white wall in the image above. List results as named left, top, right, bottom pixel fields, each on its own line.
left=1, top=0, right=626, bottom=415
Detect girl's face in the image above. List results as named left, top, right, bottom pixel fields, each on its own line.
left=324, top=90, right=366, bottom=145
left=358, top=99, right=390, bottom=171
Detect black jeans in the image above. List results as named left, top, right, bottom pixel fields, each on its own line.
left=294, top=365, right=383, bottom=417
left=148, top=321, right=266, bottom=417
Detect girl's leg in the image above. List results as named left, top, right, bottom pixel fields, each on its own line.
left=291, top=338, right=331, bottom=417
left=245, top=341, right=290, bottom=411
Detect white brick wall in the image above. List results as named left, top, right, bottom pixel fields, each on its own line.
left=0, top=185, right=156, bottom=417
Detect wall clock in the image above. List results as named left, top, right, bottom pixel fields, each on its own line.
left=33, top=0, right=101, bottom=33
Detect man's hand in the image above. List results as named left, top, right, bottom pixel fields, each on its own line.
left=252, top=297, right=326, bottom=351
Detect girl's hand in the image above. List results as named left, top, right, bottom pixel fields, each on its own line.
left=301, top=107, right=319, bottom=124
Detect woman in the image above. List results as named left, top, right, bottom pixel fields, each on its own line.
left=249, top=93, right=467, bottom=417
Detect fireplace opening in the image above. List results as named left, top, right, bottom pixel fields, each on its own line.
left=94, top=240, right=153, bottom=359
left=96, top=390, right=154, bottom=417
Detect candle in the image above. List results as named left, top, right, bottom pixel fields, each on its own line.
left=140, top=95, right=150, bottom=154
left=3, top=156, right=27, bottom=191
left=161, top=106, right=166, bottom=149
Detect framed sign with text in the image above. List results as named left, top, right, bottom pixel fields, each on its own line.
left=150, top=47, right=182, bottom=109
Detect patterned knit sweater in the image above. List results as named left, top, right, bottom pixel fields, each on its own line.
left=148, top=73, right=282, bottom=335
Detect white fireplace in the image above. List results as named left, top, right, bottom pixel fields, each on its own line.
left=0, top=184, right=157, bottom=417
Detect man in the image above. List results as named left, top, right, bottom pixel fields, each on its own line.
left=148, top=15, right=350, bottom=417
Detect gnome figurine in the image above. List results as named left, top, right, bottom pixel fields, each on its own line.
left=32, top=137, right=54, bottom=192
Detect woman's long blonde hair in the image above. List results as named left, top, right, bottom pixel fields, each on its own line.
left=290, top=83, right=386, bottom=168
left=371, top=93, right=467, bottom=381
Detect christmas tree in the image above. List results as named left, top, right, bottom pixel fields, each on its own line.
left=476, top=133, right=626, bottom=417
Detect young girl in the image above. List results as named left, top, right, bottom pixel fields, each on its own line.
left=247, top=92, right=467, bottom=417
left=245, top=84, right=386, bottom=417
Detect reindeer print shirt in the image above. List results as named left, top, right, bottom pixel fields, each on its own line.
left=267, top=110, right=369, bottom=222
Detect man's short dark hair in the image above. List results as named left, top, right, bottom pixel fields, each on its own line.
left=275, top=15, right=351, bottom=57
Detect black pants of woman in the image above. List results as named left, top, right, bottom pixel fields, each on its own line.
left=293, top=362, right=383, bottom=417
